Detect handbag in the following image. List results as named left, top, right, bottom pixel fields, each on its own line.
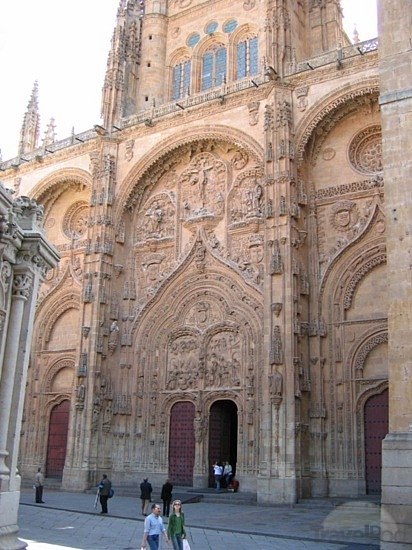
left=182, top=539, right=191, bottom=550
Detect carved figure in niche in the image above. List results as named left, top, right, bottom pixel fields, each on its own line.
left=145, top=200, right=164, bottom=236
left=116, top=221, right=125, bottom=243
left=247, top=397, right=255, bottom=424
left=188, top=161, right=214, bottom=207
left=103, top=406, right=112, bottom=429
left=108, top=321, right=120, bottom=354
left=76, top=384, right=85, bottom=408
left=270, top=369, right=283, bottom=397
left=193, top=415, right=204, bottom=442
left=246, top=182, right=263, bottom=216
left=270, top=240, right=282, bottom=274
left=269, top=326, right=283, bottom=364
left=150, top=397, right=157, bottom=425
left=247, top=242, right=264, bottom=285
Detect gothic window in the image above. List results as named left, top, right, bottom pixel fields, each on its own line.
left=201, top=44, right=227, bottom=90
left=236, top=36, right=258, bottom=79
left=172, top=59, right=191, bottom=100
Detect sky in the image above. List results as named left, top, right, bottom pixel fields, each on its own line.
left=0, top=0, right=378, bottom=162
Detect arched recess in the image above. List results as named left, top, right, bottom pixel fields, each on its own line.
left=131, top=232, right=262, bottom=479
left=28, top=168, right=92, bottom=220
left=294, top=77, right=380, bottom=166
left=319, top=204, right=387, bottom=482
left=115, top=124, right=263, bottom=218
left=208, top=399, right=238, bottom=487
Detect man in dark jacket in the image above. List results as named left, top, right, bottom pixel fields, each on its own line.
left=98, top=473, right=112, bottom=514
left=160, top=479, right=173, bottom=517
left=140, top=476, right=152, bottom=516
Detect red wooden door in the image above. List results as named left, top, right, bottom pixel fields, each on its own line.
left=46, top=400, right=70, bottom=477
left=169, top=402, right=195, bottom=485
left=364, top=389, right=388, bottom=494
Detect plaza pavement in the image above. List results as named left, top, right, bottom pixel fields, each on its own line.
left=17, top=487, right=382, bottom=550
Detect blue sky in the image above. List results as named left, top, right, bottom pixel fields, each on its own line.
left=0, top=0, right=378, bottom=161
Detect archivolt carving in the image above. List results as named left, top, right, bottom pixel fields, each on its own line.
left=295, top=79, right=379, bottom=164
left=37, top=293, right=80, bottom=347
left=343, top=253, right=386, bottom=310
left=29, top=169, right=91, bottom=218
left=355, top=332, right=388, bottom=372
left=44, top=358, right=75, bottom=392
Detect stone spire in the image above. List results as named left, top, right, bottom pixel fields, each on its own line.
left=101, top=0, right=143, bottom=131
left=18, top=81, right=40, bottom=156
left=42, top=118, right=57, bottom=149
left=353, top=25, right=360, bottom=43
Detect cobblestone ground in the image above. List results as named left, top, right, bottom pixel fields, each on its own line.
left=18, top=504, right=379, bottom=550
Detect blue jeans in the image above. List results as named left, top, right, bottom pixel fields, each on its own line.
left=147, top=534, right=160, bottom=550
left=170, top=534, right=183, bottom=550
left=215, top=476, right=221, bottom=491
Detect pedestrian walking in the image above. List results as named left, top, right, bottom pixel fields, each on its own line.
left=34, top=467, right=45, bottom=503
left=167, top=500, right=186, bottom=550
left=160, top=478, right=173, bottom=517
left=98, top=473, right=112, bottom=514
left=141, top=503, right=169, bottom=550
left=140, top=476, right=153, bottom=516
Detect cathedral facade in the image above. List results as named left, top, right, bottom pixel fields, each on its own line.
left=1, top=0, right=387, bottom=505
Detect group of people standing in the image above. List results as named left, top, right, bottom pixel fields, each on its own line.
left=213, top=460, right=234, bottom=491
left=139, top=476, right=187, bottom=549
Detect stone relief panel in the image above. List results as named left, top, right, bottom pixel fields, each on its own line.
left=166, top=334, right=202, bottom=391
left=228, top=170, right=264, bottom=226
left=205, top=330, right=242, bottom=388
left=180, top=152, right=227, bottom=222
left=135, top=193, right=176, bottom=244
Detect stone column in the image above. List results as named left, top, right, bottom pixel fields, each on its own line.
left=378, top=0, right=412, bottom=546
left=0, top=190, right=59, bottom=550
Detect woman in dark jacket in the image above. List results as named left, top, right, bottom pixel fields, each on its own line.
left=160, top=479, right=173, bottom=517
left=167, top=500, right=186, bottom=550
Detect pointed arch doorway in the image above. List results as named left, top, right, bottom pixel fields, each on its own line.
left=208, top=400, right=238, bottom=487
left=364, top=388, right=388, bottom=494
left=46, top=400, right=70, bottom=477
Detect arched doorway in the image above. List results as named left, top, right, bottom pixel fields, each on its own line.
left=364, top=388, right=388, bottom=494
left=208, top=400, right=238, bottom=487
left=46, top=400, right=70, bottom=477
left=169, top=401, right=195, bottom=485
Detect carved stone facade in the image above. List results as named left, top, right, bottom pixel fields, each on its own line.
left=0, top=0, right=395, bottom=513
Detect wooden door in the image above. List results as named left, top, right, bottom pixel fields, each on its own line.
left=46, top=400, right=70, bottom=477
left=169, top=401, right=195, bottom=485
left=364, top=389, right=388, bottom=494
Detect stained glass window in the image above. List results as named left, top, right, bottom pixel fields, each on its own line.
left=236, top=37, right=258, bottom=79
left=201, top=45, right=227, bottom=90
left=172, top=60, right=191, bottom=100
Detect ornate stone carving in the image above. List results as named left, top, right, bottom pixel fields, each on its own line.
left=63, top=201, right=88, bottom=239
left=12, top=273, right=33, bottom=299
left=348, top=125, right=382, bottom=175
